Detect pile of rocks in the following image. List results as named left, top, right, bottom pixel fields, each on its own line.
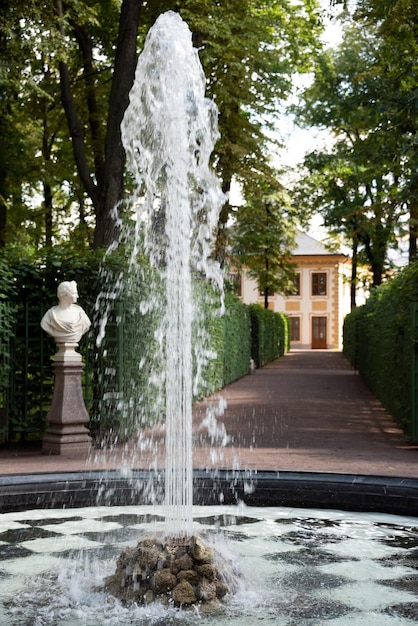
left=104, top=534, right=238, bottom=609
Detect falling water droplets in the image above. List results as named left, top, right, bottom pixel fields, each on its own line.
left=120, top=11, right=225, bottom=537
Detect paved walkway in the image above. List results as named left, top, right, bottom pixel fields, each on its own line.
left=1, top=350, right=417, bottom=477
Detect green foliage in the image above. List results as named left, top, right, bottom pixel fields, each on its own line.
left=294, top=22, right=404, bottom=288
left=222, top=292, right=252, bottom=385
left=294, top=1, right=418, bottom=273
left=343, top=263, right=418, bottom=439
left=341, top=304, right=363, bottom=368
left=197, top=297, right=225, bottom=397
left=249, top=304, right=289, bottom=367
left=1, top=0, right=322, bottom=252
left=192, top=278, right=226, bottom=398
left=192, top=290, right=252, bottom=397
left=90, top=281, right=164, bottom=443
left=185, top=0, right=322, bottom=197
left=231, top=185, right=297, bottom=306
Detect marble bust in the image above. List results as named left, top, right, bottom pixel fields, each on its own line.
left=41, top=281, right=91, bottom=344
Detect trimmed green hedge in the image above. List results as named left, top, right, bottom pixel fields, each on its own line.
left=249, top=304, right=289, bottom=367
left=0, top=249, right=289, bottom=443
left=223, top=292, right=252, bottom=385
left=343, top=262, right=418, bottom=440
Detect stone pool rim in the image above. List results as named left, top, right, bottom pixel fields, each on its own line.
left=0, top=470, right=417, bottom=516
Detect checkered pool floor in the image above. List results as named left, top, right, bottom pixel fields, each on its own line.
left=1, top=505, right=418, bottom=625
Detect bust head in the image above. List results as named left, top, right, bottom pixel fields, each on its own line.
left=41, top=280, right=91, bottom=345
left=57, top=281, right=78, bottom=306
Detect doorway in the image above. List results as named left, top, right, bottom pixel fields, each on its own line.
left=312, top=316, right=327, bottom=349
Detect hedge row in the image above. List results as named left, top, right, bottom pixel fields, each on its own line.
left=343, top=261, right=418, bottom=440
left=249, top=304, right=290, bottom=367
left=223, top=292, right=253, bottom=385
left=0, top=250, right=288, bottom=443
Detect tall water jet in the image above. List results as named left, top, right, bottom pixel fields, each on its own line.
left=119, top=11, right=224, bottom=539
left=98, top=12, right=232, bottom=608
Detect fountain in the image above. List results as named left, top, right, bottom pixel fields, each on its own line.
left=1, top=8, right=418, bottom=625
left=116, top=10, right=223, bottom=539
left=98, top=9, right=231, bottom=608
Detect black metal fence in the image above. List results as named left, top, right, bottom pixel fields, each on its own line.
left=0, top=295, right=250, bottom=444
left=0, top=297, right=119, bottom=443
left=411, top=303, right=418, bottom=442
left=0, top=301, right=14, bottom=443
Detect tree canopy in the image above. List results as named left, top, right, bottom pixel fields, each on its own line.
left=0, top=0, right=322, bottom=254
left=293, top=0, right=418, bottom=300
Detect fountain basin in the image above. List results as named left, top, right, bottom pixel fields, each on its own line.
left=2, top=502, right=418, bottom=625
left=0, top=470, right=417, bottom=516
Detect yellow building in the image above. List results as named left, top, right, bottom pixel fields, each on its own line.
left=239, top=232, right=352, bottom=349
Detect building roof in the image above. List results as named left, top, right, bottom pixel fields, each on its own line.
left=294, top=232, right=345, bottom=257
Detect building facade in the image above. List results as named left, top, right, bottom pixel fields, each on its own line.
left=239, top=232, right=352, bottom=350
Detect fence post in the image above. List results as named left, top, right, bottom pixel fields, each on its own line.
left=0, top=300, right=14, bottom=443
left=117, top=302, right=124, bottom=407
left=411, top=303, right=418, bottom=443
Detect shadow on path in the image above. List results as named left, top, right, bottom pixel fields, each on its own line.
left=193, top=350, right=418, bottom=477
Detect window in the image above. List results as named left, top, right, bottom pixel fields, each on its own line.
left=312, top=273, right=327, bottom=296
left=290, top=317, right=300, bottom=341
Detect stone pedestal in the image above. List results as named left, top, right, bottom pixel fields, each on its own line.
left=42, top=343, right=92, bottom=455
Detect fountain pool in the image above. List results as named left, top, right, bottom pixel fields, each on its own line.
left=1, top=503, right=418, bottom=625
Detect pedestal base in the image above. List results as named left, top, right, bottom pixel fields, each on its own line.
left=42, top=433, right=91, bottom=456
left=42, top=360, right=92, bottom=456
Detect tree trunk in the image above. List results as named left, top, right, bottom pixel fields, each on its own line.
left=0, top=194, right=6, bottom=247
left=363, top=233, right=385, bottom=287
left=56, top=0, right=142, bottom=249
left=350, top=236, right=358, bottom=309
left=93, top=0, right=142, bottom=249
left=43, top=181, right=53, bottom=247
left=214, top=179, right=231, bottom=267
left=71, top=22, right=104, bottom=178
left=264, top=288, right=269, bottom=309
left=409, top=192, right=418, bottom=263
left=264, top=256, right=269, bottom=309
left=42, top=71, right=54, bottom=249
